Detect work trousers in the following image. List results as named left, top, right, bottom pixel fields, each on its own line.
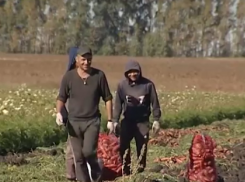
left=67, top=117, right=101, bottom=182
left=119, top=119, right=150, bottom=175
left=64, top=100, right=76, bottom=180
left=65, top=137, right=76, bottom=180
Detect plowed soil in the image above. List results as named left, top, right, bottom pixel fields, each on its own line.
left=1, top=53, right=245, bottom=92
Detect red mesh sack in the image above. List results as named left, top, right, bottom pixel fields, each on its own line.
left=97, top=133, right=122, bottom=181
left=186, top=133, right=218, bottom=182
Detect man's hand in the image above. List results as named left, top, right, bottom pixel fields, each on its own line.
left=152, top=121, right=160, bottom=134
left=107, top=120, right=118, bottom=134
left=56, top=100, right=66, bottom=126
left=56, top=112, right=64, bottom=126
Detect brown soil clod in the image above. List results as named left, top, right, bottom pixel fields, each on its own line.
left=34, top=147, right=63, bottom=156
left=0, top=153, right=28, bottom=166
left=149, top=164, right=168, bottom=173
left=0, top=147, right=63, bottom=166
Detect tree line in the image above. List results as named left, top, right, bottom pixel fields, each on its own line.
left=0, top=0, right=244, bottom=57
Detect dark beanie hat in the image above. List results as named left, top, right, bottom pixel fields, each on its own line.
left=67, top=47, right=78, bottom=72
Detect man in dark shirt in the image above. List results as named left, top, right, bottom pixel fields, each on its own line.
left=56, top=46, right=115, bottom=182
left=112, top=59, right=161, bottom=175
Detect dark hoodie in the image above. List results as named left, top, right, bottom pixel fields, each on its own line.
left=59, top=47, right=78, bottom=123
left=67, top=47, right=78, bottom=71
left=112, top=60, right=161, bottom=123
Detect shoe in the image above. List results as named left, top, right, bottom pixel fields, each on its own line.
left=67, top=177, right=76, bottom=181
left=137, top=167, right=144, bottom=173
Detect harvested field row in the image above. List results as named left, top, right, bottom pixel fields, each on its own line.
left=0, top=119, right=245, bottom=182
left=0, top=54, right=245, bottom=92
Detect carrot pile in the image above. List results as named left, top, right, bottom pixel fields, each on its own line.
left=97, top=133, right=122, bottom=181
left=186, top=134, right=218, bottom=182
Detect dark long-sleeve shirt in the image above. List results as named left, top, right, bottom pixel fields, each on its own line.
left=112, top=60, right=161, bottom=123
left=57, top=68, right=113, bottom=121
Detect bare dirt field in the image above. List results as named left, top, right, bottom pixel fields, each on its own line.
left=0, top=53, right=245, bottom=93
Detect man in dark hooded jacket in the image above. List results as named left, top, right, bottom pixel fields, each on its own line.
left=112, top=60, right=161, bottom=175
left=67, top=47, right=78, bottom=71
left=64, top=46, right=78, bottom=181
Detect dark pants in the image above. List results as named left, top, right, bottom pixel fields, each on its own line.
left=67, top=117, right=101, bottom=182
left=64, top=101, right=77, bottom=180
left=119, top=119, right=149, bottom=175
left=65, top=136, right=76, bottom=180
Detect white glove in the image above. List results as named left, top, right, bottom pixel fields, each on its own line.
left=107, top=121, right=118, bottom=134
left=152, top=121, right=160, bottom=134
left=56, top=112, right=63, bottom=126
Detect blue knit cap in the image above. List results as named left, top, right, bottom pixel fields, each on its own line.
left=67, top=47, right=78, bottom=72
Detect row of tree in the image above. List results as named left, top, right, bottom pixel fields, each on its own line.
left=0, top=0, right=244, bottom=57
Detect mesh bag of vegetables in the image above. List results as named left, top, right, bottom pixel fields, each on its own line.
left=97, top=133, right=122, bottom=181
left=186, top=133, right=218, bottom=182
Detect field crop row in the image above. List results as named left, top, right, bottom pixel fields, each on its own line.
left=1, top=84, right=245, bottom=155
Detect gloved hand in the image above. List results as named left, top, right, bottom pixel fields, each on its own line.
left=107, top=121, right=118, bottom=134
left=56, top=112, right=64, bottom=126
left=152, top=121, right=160, bottom=134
